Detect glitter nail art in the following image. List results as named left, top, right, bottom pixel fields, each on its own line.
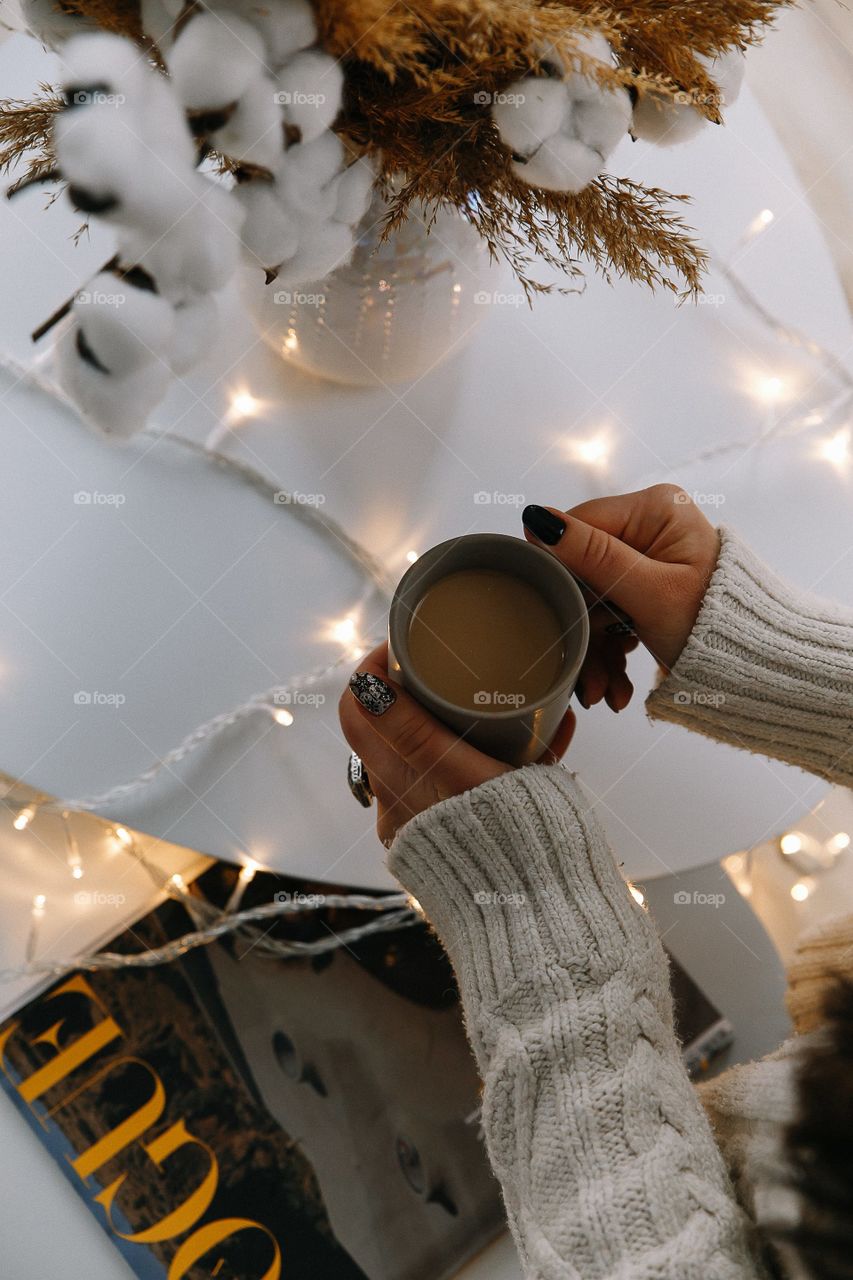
left=349, top=671, right=397, bottom=716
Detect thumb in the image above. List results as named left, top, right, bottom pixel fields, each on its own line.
left=521, top=504, right=658, bottom=620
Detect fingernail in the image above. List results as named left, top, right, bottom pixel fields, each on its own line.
left=605, top=621, right=636, bottom=637
left=349, top=671, right=396, bottom=716
left=522, top=505, right=565, bottom=546
left=575, top=684, right=589, bottom=709
left=347, top=752, right=374, bottom=807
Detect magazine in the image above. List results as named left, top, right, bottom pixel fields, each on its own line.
left=0, top=863, right=505, bottom=1280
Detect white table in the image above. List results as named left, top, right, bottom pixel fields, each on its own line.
left=1, top=27, right=852, bottom=1280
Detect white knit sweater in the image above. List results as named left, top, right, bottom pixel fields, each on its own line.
left=388, top=528, right=853, bottom=1279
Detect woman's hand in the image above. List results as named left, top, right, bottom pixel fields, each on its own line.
left=522, top=484, right=720, bottom=711
left=339, top=643, right=577, bottom=845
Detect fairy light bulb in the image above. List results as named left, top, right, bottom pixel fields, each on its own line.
left=745, top=208, right=775, bottom=238
left=283, top=332, right=298, bottom=352
left=780, top=832, right=803, bottom=855
left=751, top=374, right=787, bottom=404
left=239, top=859, right=259, bottom=884
left=113, top=825, right=132, bottom=847
left=628, top=884, right=645, bottom=907
left=229, top=390, right=261, bottom=421
left=332, top=616, right=357, bottom=646
left=170, top=874, right=186, bottom=893
left=567, top=434, right=610, bottom=468
left=790, top=879, right=812, bottom=902
left=405, top=550, right=419, bottom=564
left=272, top=707, right=294, bottom=726
left=816, top=427, right=850, bottom=471
left=13, top=805, right=35, bottom=831
left=829, top=831, right=851, bottom=854
left=32, top=894, right=46, bottom=916
left=407, top=895, right=425, bottom=916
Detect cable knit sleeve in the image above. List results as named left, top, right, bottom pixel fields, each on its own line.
left=645, top=527, right=853, bottom=785
left=389, top=765, right=764, bottom=1279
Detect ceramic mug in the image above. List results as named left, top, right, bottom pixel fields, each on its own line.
left=388, top=533, right=589, bottom=766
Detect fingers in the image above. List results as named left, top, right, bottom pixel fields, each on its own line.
left=340, top=643, right=498, bottom=786
left=522, top=503, right=661, bottom=622
left=538, top=707, right=577, bottom=763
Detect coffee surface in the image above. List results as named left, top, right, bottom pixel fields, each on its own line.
left=407, top=568, right=566, bottom=711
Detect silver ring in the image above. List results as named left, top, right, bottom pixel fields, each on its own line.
left=347, top=752, right=374, bottom=807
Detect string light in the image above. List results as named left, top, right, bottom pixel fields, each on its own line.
left=780, top=832, right=803, bottom=855
left=169, top=874, right=186, bottom=893
left=815, top=427, right=850, bottom=472
left=282, top=332, right=298, bottom=353
left=229, top=390, right=262, bottom=421
left=565, top=433, right=610, bottom=468
left=62, top=810, right=84, bottom=880
left=744, top=208, right=775, bottom=239
left=750, top=373, right=788, bottom=405
left=272, top=706, right=294, bottom=726
left=26, top=893, right=46, bottom=964
left=790, top=879, right=812, bottom=902
left=628, top=883, right=645, bottom=907
left=828, top=831, right=851, bottom=854
left=331, top=615, right=357, bottom=646
left=405, top=550, right=419, bottom=564
left=113, top=825, right=132, bottom=846
left=13, top=805, right=35, bottom=831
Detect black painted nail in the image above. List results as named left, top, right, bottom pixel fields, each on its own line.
left=575, top=684, right=589, bottom=709
left=349, top=671, right=396, bottom=716
left=605, top=621, right=636, bottom=637
left=347, top=752, right=374, bottom=807
left=522, top=505, right=565, bottom=546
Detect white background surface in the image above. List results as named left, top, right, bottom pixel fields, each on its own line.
left=1, top=23, right=853, bottom=1280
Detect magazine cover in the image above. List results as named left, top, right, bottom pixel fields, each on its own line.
left=0, top=863, right=505, bottom=1280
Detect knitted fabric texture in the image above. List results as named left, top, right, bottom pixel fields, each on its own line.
left=390, top=765, right=766, bottom=1278
left=646, top=527, right=853, bottom=785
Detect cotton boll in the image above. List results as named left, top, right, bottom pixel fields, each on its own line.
left=551, top=33, right=630, bottom=159
left=491, top=78, right=566, bottom=158
left=275, top=217, right=356, bottom=287
left=118, top=178, right=245, bottom=299
left=60, top=32, right=148, bottom=99
left=72, top=273, right=175, bottom=377
left=212, top=75, right=283, bottom=169
left=573, top=89, right=631, bottom=158
left=60, top=33, right=195, bottom=171
left=276, top=132, right=345, bottom=214
left=139, top=0, right=184, bottom=52
left=168, top=12, right=268, bottom=109
left=169, top=295, right=219, bottom=374
left=633, top=48, right=746, bottom=147
left=275, top=50, right=344, bottom=143
left=55, top=320, right=172, bottom=438
left=56, top=106, right=193, bottom=228
left=631, top=93, right=707, bottom=146
left=20, top=0, right=93, bottom=49
left=235, top=180, right=300, bottom=268
left=330, top=157, right=376, bottom=227
left=207, top=0, right=316, bottom=68
left=700, top=48, right=745, bottom=106
left=511, top=132, right=602, bottom=193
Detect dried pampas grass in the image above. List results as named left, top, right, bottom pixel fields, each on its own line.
left=1, top=0, right=794, bottom=295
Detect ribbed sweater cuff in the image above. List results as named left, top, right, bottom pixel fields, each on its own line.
left=388, top=764, right=661, bottom=1058
left=645, top=527, right=853, bottom=784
